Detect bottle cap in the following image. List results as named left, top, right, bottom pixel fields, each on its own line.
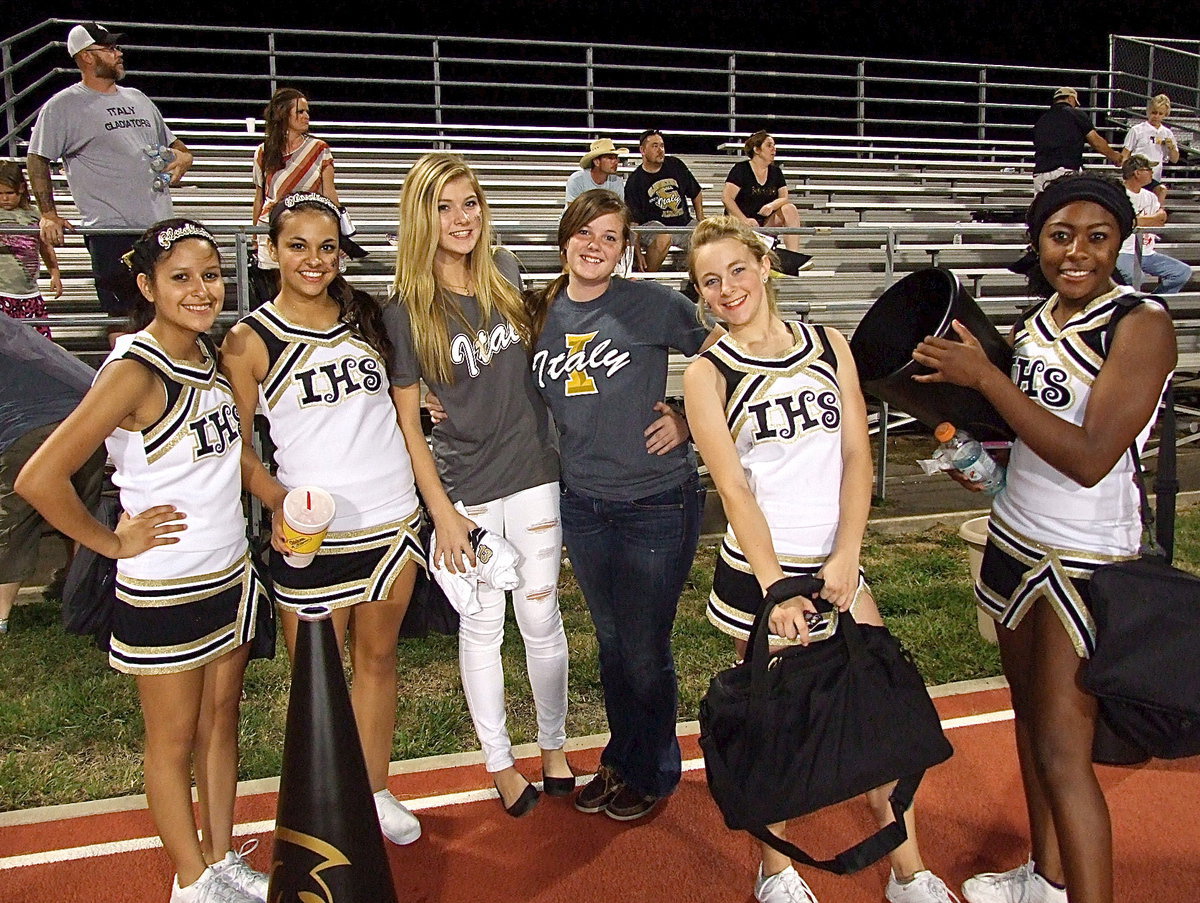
left=934, top=422, right=956, bottom=442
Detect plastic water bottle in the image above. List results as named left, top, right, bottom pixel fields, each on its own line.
left=143, top=145, right=175, bottom=192
left=934, top=422, right=1005, bottom=496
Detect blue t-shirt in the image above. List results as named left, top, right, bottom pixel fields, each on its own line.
left=532, top=277, right=707, bottom=501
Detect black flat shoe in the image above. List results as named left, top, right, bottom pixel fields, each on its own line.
left=496, top=779, right=539, bottom=818
left=542, top=774, right=576, bottom=797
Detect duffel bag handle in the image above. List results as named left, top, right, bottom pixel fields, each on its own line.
left=747, top=771, right=921, bottom=874
left=750, top=575, right=825, bottom=664
left=750, top=576, right=869, bottom=698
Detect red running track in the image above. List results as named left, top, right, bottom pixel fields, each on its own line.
left=2, top=686, right=1197, bottom=902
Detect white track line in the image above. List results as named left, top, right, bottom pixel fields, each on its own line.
left=0, top=708, right=1014, bottom=872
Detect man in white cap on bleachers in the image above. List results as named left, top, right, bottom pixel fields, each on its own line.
left=566, top=137, right=628, bottom=202
left=26, top=22, right=193, bottom=339
left=1116, top=154, right=1192, bottom=294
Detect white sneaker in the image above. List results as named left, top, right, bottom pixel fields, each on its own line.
left=170, top=867, right=260, bottom=903
left=961, top=860, right=1067, bottom=903
left=887, top=870, right=961, bottom=903
left=754, top=864, right=819, bottom=903
left=374, top=788, right=421, bottom=845
left=210, top=840, right=268, bottom=901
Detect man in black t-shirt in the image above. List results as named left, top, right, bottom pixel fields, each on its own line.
left=1032, top=86, right=1122, bottom=194
left=625, top=130, right=705, bottom=272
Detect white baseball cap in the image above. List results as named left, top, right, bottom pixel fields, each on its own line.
left=67, top=22, right=125, bottom=58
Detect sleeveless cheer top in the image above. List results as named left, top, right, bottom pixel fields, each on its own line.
left=240, top=301, right=418, bottom=531
left=102, top=331, right=246, bottom=579
left=995, top=286, right=1166, bottom=555
left=701, top=321, right=844, bottom=556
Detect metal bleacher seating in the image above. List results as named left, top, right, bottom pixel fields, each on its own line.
left=16, top=119, right=1200, bottom=404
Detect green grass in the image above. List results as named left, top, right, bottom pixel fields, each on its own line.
left=7, top=511, right=1194, bottom=812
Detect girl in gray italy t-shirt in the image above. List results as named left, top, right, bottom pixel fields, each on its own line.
left=384, top=154, right=572, bottom=818
left=526, top=189, right=714, bottom=822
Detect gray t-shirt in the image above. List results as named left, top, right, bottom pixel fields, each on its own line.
left=28, top=82, right=176, bottom=229
left=532, top=277, right=707, bottom=501
left=565, top=169, right=625, bottom=203
left=384, top=249, right=558, bottom=506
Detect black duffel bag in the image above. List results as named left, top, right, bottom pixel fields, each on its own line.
left=1081, top=423, right=1200, bottom=761
left=1085, top=555, right=1200, bottom=759
left=699, top=575, right=953, bottom=874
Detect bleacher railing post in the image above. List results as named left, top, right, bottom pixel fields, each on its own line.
left=235, top=231, right=251, bottom=318
left=856, top=60, right=866, bottom=138
left=1108, top=34, right=1116, bottom=115
left=977, top=69, right=987, bottom=144
left=728, top=53, right=737, bottom=139
left=875, top=402, right=889, bottom=503
left=2, top=41, right=15, bottom=158
left=267, top=32, right=277, bottom=97
left=586, top=46, right=595, bottom=131
left=884, top=229, right=895, bottom=288
left=433, top=39, right=444, bottom=143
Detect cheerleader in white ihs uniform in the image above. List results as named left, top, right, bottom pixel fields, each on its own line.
left=914, top=174, right=1175, bottom=903
left=17, top=220, right=270, bottom=903
left=683, top=217, right=955, bottom=903
left=221, top=192, right=424, bottom=847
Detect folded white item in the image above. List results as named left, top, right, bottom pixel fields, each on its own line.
left=429, top=509, right=522, bottom=616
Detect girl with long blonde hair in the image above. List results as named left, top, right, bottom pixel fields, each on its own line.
left=685, top=216, right=955, bottom=903
left=383, top=153, right=573, bottom=817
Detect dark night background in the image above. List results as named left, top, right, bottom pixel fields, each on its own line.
left=8, top=2, right=1197, bottom=70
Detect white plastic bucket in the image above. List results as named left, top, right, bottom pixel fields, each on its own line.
left=958, top=515, right=998, bottom=644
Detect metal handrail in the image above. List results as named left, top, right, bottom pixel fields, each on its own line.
left=2, top=18, right=1130, bottom=157
left=13, top=219, right=1197, bottom=333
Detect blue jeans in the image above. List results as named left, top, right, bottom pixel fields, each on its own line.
left=1116, top=252, right=1192, bottom=294
left=559, top=472, right=703, bottom=797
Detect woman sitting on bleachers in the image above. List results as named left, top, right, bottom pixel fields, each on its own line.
left=723, top=131, right=809, bottom=269
left=249, top=88, right=343, bottom=305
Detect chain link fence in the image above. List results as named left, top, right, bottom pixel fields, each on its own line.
left=1110, top=35, right=1200, bottom=151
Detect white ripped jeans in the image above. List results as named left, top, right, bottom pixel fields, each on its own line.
left=457, top=481, right=568, bottom=772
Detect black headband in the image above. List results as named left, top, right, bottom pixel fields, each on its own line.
left=1027, top=173, right=1135, bottom=242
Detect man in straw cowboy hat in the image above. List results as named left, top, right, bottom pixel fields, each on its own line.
left=566, top=138, right=628, bottom=203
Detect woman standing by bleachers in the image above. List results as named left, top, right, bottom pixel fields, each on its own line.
left=17, top=219, right=270, bottom=903
left=914, top=174, right=1176, bottom=903
left=221, top=192, right=426, bottom=849
left=249, top=89, right=344, bottom=304
left=685, top=216, right=956, bottom=903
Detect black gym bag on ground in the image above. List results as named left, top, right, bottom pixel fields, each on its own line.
left=698, top=576, right=953, bottom=874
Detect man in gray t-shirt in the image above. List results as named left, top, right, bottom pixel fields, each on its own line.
left=26, top=23, right=194, bottom=320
